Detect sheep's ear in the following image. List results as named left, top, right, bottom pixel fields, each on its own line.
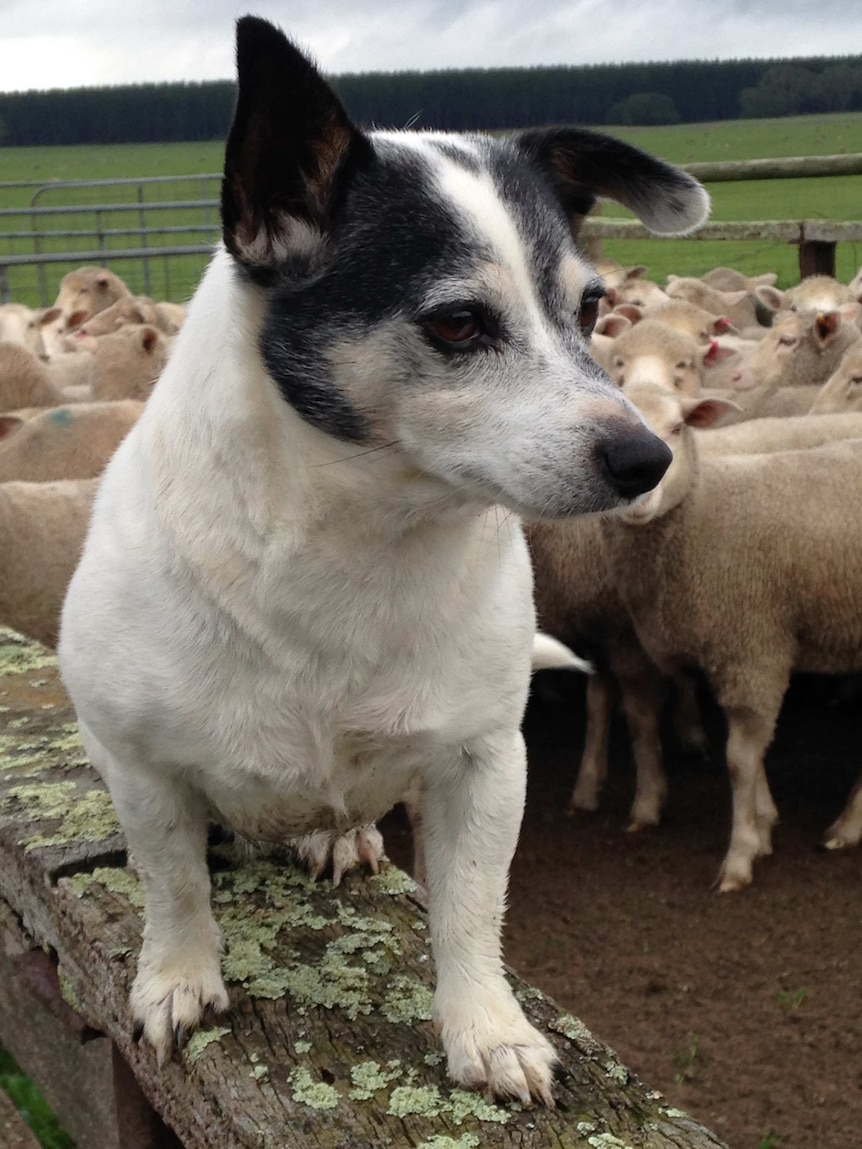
left=39, top=307, right=62, bottom=327
left=701, top=340, right=738, bottom=367
left=755, top=284, right=784, bottom=312
left=815, top=311, right=841, bottom=342
left=682, top=394, right=741, bottom=427
left=221, top=17, right=372, bottom=277
left=594, top=313, right=631, bottom=339
left=514, top=127, right=710, bottom=237
left=614, top=303, right=643, bottom=324
left=67, top=309, right=89, bottom=331
left=140, top=327, right=159, bottom=353
left=0, top=415, right=23, bottom=441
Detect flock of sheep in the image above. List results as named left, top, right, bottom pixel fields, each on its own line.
left=2, top=259, right=862, bottom=892
left=0, top=268, right=179, bottom=645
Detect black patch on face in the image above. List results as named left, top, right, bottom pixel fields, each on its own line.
left=257, top=135, right=593, bottom=443
left=259, top=143, right=482, bottom=442
left=484, top=137, right=592, bottom=322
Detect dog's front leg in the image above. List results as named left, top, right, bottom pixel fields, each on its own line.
left=98, top=753, right=230, bottom=1062
left=424, top=730, right=558, bottom=1106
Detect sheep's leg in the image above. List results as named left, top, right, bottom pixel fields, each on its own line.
left=754, top=764, right=779, bottom=856
left=423, top=731, right=557, bottom=1105
left=610, top=644, right=668, bottom=831
left=719, top=705, right=778, bottom=892
left=569, top=672, right=612, bottom=813
left=824, top=774, right=862, bottom=850
left=619, top=677, right=667, bottom=831
left=672, top=673, right=709, bottom=756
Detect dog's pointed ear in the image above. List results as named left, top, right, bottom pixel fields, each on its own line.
left=221, top=17, right=371, bottom=273
left=514, top=127, right=710, bottom=238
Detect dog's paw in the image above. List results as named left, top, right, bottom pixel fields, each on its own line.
left=130, top=956, right=229, bottom=1065
left=442, top=1014, right=558, bottom=1106
left=292, top=824, right=385, bottom=886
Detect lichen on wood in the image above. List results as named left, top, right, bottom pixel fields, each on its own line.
left=0, top=630, right=730, bottom=1149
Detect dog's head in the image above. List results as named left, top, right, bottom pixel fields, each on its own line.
left=221, top=17, right=710, bottom=519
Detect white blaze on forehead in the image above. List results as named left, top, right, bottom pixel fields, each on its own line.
left=432, top=154, right=545, bottom=320
left=375, top=131, right=548, bottom=328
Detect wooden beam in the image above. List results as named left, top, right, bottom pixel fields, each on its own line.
left=682, top=153, right=862, bottom=183
left=0, top=629, right=729, bottom=1149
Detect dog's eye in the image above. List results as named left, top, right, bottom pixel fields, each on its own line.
left=578, top=291, right=604, bottom=336
left=423, top=308, right=484, bottom=350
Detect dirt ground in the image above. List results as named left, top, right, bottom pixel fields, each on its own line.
left=382, top=670, right=862, bottom=1149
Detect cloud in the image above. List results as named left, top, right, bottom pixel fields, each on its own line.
left=0, top=0, right=860, bottom=93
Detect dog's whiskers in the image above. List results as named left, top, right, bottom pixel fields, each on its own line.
left=313, top=441, right=399, bottom=468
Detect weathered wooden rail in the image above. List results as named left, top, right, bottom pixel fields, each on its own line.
left=580, top=151, right=862, bottom=278
left=580, top=217, right=862, bottom=279
left=0, top=628, right=727, bottom=1149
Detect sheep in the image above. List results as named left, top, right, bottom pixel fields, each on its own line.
left=153, top=301, right=186, bottom=335
left=599, top=264, right=668, bottom=311
left=809, top=346, right=862, bottom=413
left=600, top=379, right=862, bottom=890
left=0, top=478, right=97, bottom=647
left=746, top=384, right=825, bottom=418
left=0, top=303, right=43, bottom=354
left=589, top=312, right=632, bottom=373
left=64, top=295, right=161, bottom=346
left=89, top=325, right=171, bottom=402
left=606, top=319, right=734, bottom=397
left=527, top=517, right=708, bottom=833
left=0, top=343, right=66, bottom=411
left=767, top=275, right=858, bottom=316
left=665, top=275, right=767, bottom=329
left=701, top=267, right=778, bottom=293
left=44, top=351, right=94, bottom=393
left=696, top=411, right=862, bottom=455
left=0, top=401, right=143, bottom=482
left=32, top=307, right=79, bottom=360
left=52, top=266, right=132, bottom=322
left=642, top=299, right=735, bottom=345
left=716, top=309, right=861, bottom=419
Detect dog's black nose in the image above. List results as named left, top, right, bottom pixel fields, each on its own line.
left=600, top=431, right=672, bottom=498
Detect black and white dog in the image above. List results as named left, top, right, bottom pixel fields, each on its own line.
left=59, top=16, right=707, bottom=1105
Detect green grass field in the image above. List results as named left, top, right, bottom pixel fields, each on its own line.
left=1, top=1048, right=74, bottom=1148
left=1, top=112, right=862, bottom=304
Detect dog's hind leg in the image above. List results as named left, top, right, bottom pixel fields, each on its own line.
left=291, top=825, right=386, bottom=886
left=423, top=730, right=558, bottom=1106
left=82, top=729, right=229, bottom=1063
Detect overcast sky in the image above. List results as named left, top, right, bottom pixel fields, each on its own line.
left=1, top=0, right=861, bottom=93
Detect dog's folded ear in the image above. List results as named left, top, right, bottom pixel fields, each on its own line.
left=221, top=17, right=371, bottom=275
left=514, top=127, right=710, bottom=239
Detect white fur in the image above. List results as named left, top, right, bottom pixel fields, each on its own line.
left=60, top=247, right=559, bottom=1099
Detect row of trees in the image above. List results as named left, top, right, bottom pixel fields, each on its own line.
left=1, top=55, right=861, bottom=147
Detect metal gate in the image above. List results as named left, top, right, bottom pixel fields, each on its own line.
left=0, top=174, right=222, bottom=307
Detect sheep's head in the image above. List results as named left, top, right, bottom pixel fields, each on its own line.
left=612, top=382, right=737, bottom=523
left=608, top=321, right=713, bottom=397
left=809, top=347, right=862, bottom=414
